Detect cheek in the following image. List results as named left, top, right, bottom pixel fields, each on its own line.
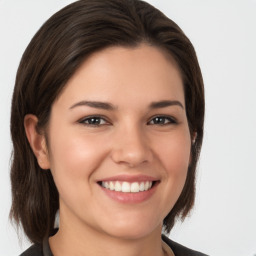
left=47, top=128, right=108, bottom=193
left=147, top=129, right=191, bottom=219
left=158, top=132, right=191, bottom=174
left=156, top=130, right=191, bottom=194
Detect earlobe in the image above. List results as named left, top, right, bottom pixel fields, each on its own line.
left=24, top=114, right=50, bottom=170
left=189, top=132, right=197, bottom=165
left=192, top=132, right=197, bottom=144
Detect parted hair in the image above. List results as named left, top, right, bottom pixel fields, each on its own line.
left=10, top=0, right=204, bottom=244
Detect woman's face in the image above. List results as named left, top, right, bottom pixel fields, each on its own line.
left=46, top=44, right=191, bottom=239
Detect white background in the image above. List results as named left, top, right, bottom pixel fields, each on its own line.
left=0, top=0, right=256, bottom=255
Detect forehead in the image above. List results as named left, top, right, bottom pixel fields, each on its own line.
left=54, top=44, right=185, bottom=109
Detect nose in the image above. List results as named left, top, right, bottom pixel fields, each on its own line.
left=111, top=125, right=153, bottom=167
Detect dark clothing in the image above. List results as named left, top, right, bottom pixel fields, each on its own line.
left=20, top=235, right=208, bottom=256
left=20, top=237, right=52, bottom=256
left=162, top=235, right=208, bottom=256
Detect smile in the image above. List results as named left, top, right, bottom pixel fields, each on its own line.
left=100, top=181, right=153, bottom=193
left=98, top=175, right=159, bottom=203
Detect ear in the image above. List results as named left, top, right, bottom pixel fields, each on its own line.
left=192, top=132, right=197, bottom=144
left=24, top=114, right=50, bottom=170
left=189, top=132, right=197, bottom=165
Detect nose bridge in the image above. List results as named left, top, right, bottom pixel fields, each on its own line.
left=111, top=121, right=152, bottom=167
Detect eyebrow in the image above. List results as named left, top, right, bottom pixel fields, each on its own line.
left=69, top=100, right=116, bottom=110
left=69, top=99, right=184, bottom=111
left=149, top=100, right=184, bottom=109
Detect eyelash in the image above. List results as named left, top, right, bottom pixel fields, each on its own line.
left=79, top=115, right=177, bottom=127
left=79, top=115, right=109, bottom=126
left=147, top=115, right=177, bottom=125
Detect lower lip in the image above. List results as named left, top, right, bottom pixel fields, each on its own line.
left=99, top=182, right=159, bottom=203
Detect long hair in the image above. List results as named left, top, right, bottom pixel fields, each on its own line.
left=10, top=0, right=204, bottom=243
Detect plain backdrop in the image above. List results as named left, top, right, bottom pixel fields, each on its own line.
left=1, top=0, right=256, bottom=255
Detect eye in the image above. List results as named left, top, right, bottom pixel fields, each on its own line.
left=148, top=116, right=176, bottom=125
left=79, top=116, right=109, bottom=126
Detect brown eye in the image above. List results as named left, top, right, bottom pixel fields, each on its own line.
left=79, top=116, right=108, bottom=126
left=148, top=116, right=176, bottom=125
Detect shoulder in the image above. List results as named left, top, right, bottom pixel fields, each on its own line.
left=162, top=235, right=209, bottom=256
left=19, top=243, right=43, bottom=256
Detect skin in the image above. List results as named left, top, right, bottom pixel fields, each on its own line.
left=25, top=44, right=192, bottom=256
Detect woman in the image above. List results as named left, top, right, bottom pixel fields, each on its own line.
left=10, top=0, right=206, bottom=255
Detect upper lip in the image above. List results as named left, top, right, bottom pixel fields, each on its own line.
left=98, top=174, right=159, bottom=183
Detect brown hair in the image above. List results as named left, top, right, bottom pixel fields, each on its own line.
left=10, top=0, right=204, bottom=243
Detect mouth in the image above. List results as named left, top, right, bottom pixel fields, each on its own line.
left=98, top=180, right=158, bottom=193
left=97, top=175, right=160, bottom=203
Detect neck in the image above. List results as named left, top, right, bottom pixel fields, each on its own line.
left=49, top=209, right=165, bottom=256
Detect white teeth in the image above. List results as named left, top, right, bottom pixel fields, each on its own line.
left=122, top=182, right=130, bottom=192
left=145, top=181, right=149, bottom=190
left=109, top=181, right=115, bottom=190
left=131, top=182, right=140, bottom=193
left=115, top=181, right=122, bottom=191
left=101, top=181, right=154, bottom=193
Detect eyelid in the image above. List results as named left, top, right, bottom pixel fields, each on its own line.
left=147, top=115, right=177, bottom=125
left=77, top=114, right=177, bottom=126
left=78, top=115, right=111, bottom=126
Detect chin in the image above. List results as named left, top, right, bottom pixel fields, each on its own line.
left=99, top=217, right=162, bottom=240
